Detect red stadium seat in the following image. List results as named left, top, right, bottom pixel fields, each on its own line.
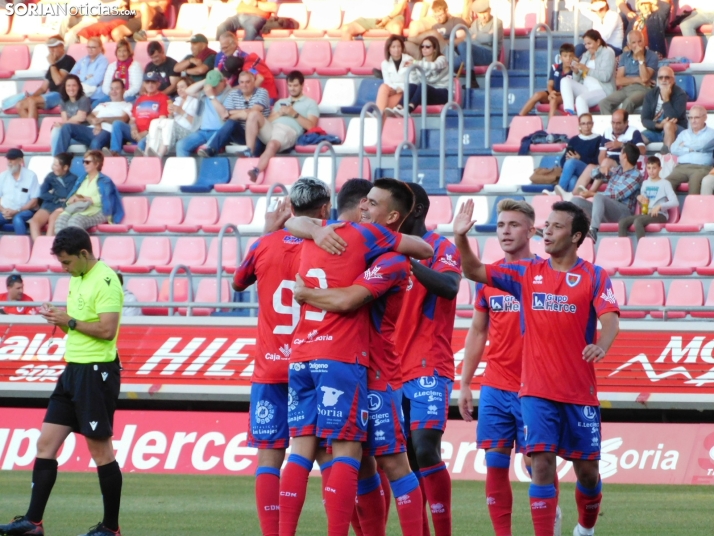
left=447, top=156, right=499, bottom=193
left=336, top=157, right=371, bottom=191
left=691, top=281, right=714, bottom=319
left=651, top=280, right=704, bottom=319
left=22, top=277, right=51, bottom=303
left=0, top=118, right=37, bottom=152
left=119, top=157, right=162, bottom=193
left=365, top=117, right=415, bottom=154
left=665, top=196, right=714, bottom=232
left=120, top=237, right=171, bottom=274
left=621, top=279, right=664, bottom=319
left=143, top=278, right=190, bottom=316
left=203, top=198, right=255, bottom=233
left=0, top=235, right=31, bottom=271
left=167, top=197, right=219, bottom=233
left=686, top=74, right=714, bottom=110
left=52, top=277, right=70, bottom=302
left=265, top=41, right=298, bottom=75
left=302, top=78, right=322, bottom=105
left=100, top=236, right=137, bottom=271
left=133, top=197, right=184, bottom=233
left=481, top=237, right=503, bottom=265
left=155, top=237, right=207, bottom=274
left=295, top=118, right=345, bottom=153
left=248, top=157, right=300, bottom=193
left=15, top=236, right=62, bottom=273
left=578, top=237, right=595, bottom=263
left=239, top=41, right=265, bottom=61
left=133, top=42, right=151, bottom=67
left=618, top=237, right=672, bottom=275
left=536, top=116, right=579, bottom=152
left=316, top=41, right=365, bottom=76
left=22, top=117, right=61, bottom=152
left=126, top=277, right=158, bottom=303
left=658, top=237, right=711, bottom=275
left=492, top=116, right=543, bottom=153
left=604, top=204, right=680, bottom=233
left=611, top=279, right=626, bottom=306
left=351, top=40, right=386, bottom=75
left=101, top=156, right=128, bottom=186
left=456, top=279, right=473, bottom=318
left=193, top=237, right=240, bottom=275
left=180, top=278, right=231, bottom=316
left=294, top=41, right=332, bottom=76
left=594, top=237, right=633, bottom=275
left=0, top=45, right=30, bottom=77
left=97, top=196, right=149, bottom=233
left=532, top=194, right=562, bottom=228
left=667, top=36, right=704, bottom=71
left=425, top=196, right=453, bottom=230
left=215, top=158, right=262, bottom=193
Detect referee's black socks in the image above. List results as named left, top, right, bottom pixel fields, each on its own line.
left=97, top=460, right=123, bottom=532
left=26, top=458, right=58, bottom=523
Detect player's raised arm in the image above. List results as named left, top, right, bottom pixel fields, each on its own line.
left=293, top=274, right=373, bottom=313
left=453, top=199, right=488, bottom=284
left=285, top=216, right=347, bottom=255
left=583, top=311, right=620, bottom=362
left=263, top=197, right=293, bottom=235
left=459, top=307, right=489, bottom=421
left=395, top=233, right=434, bottom=260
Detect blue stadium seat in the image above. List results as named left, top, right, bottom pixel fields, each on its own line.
left=70, top=156, right=85, bottom=179
left=675, top=74, right=696, bottom=102
left=474, top=195, right=526, bottom=233
left=521, top=155, right=560, bottom=193
left=341, top=79, right=381, bottom=115
left=181, top=157, right=231, bottom=193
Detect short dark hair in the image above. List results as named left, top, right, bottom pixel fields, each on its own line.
left=221, top=55, right=245, bottom=77
left=59, top=74, right=85, bottom=102
left=373, top=178, right=415, bottom=218
left=646, top=155, right=661, bottom=166
left=51, top=227, right=93, bottom=257
left=286, top=70, right=304, bottom=85
left=432, top=0, right=448, bottom=11
left=621, top=142, right=640, bottom=166
left=613, top=108, right=630, bottom=122
left=55, top=152, right=72, bottom=169
left=384, top=35, right=405, bottom=61
left=147, top=41, right=164, bottom=55
left=559, top=43, right=576, bottom=55
left=404, top=181, right=430, bottom=215
left=6, top=274, right=22, bottom=288
left=337, top=179, right=372, bottom=214
left=551, top=201, right=590, bottom=246
left=110, top=78, right=125, bottom=90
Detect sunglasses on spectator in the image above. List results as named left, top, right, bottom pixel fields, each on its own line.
left=421, top=44, right=433, bottom=49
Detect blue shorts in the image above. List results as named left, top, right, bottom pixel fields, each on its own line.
left=42, top=91, right=61, bottom=110
left=402, top=374, right=453, bottom=432
left=288, top=359, right=369, bottom=442
left=248, top=382, right=289, bottom=449
left=521, top=396, right=601, bottom=460
left=477, top=385, right=525, bottom=453
left=364, top=386, right=407, bottom=457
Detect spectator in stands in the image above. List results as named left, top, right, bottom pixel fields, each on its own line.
left=14, top=36, right=75, bottom=120
left=54, top=79, right=132, bottom=154
left=664, top=104, right=714, bottom=195
left=340, top=0, right=408, bottom=41
left=622, top=0, right=670, bottom=58
left=406, top=0, right=466, bottom=59
left=0, top=149, right=39, bottom=235
left=197, top=71, right=270, bottom=157
left=175, top=70, right=233, bottom=157
left=145, top=41, right=179, bottom=97
left=101, top=39, right=143, bottom=103
left=555, top=113, right=604, bottom=192
left=641, top=66, right=688, bottom=145
left=456, top=0, right=503, bottom=67
left=215, top=32, right=277, bottom=101
left=215, top=0, right=278, bottom=41
left=244, top=70, right=319, bottom=182
left=599, top=30, right=658, bottom=114
left=27, top=153, right=78, bottom=241
left=619, top=155, right=678, bottom=239
left=519, top=43, right=575, bottom=117
left=116, top=273, right=142, bottom=317
left=55, top=150, right=124, bottom=232
left=574, top=0, right=624, bottom=55
left=76, top=14, right=143, bottom=44
left=678, top=0, right=714, bottom=37
left=375, top=35, right=414, bottom=113
left=408, top=0, right=469, bottom=38
left=0, top=275, right=38, bottom=316
left=174, top=34, right=217, bottom=83
left=70, top=37, right=109, bottom=101
left=560, top=29, right=616, bottom=116
left=50, top=75, right=93, bottom=156
left=143, top=77, right=198, bottom=157
left=571, top=142, right=642, bottom=241
left=105, top=72, right=169, bottom=155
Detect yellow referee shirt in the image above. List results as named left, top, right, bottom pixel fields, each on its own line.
left=65, top=261, right=123, bottom=364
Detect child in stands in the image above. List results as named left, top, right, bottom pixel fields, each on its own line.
left=519, top=43, right=575, bottom=118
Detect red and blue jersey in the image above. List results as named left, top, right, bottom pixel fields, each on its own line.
left=397, top=232, right=461, bottom=382
left=291, top=221, right=402, bottom=366
left=354, top=252, right=411, bottom=391
left=233, top=229, right=303, bottom=384
left=485, top=257, right=620, bottom=406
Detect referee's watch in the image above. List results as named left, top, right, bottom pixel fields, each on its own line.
left=68, top=318, right=77, bottom=330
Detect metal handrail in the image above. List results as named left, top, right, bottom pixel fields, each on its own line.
left=574, top=0, right=580, bottom=44
left=216, top=223, right=241, bottom=304
left=509, top=0, right=516, bottom=67
left=358, top=102, right=382, bottom=177
left=402, top=64, right=427, bottom=144
left=447, top=23, right=473, bottom=104
left=438, top=101, right=464, bottom=189
left=312, top=141, right=337, bottom=209
left=529, top=23, right=553, bottom=97
left=168, top=264, right=194, bottom=317
left=394, top=141, right=418, bottom=183
left=483, top=61, right=509, bottom=148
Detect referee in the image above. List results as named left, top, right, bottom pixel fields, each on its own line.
left=0, top=228, right=124, bottom=536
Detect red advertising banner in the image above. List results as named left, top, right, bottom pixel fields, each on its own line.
left=0, top=409, right=713, bottom=485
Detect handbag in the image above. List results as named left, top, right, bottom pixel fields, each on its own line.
left=64, top=200, right=93, bottom=214
left=530, top=166, right=562, bottom=184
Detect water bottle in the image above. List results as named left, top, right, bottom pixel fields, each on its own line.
left=641, top=199, right=649, bottom=215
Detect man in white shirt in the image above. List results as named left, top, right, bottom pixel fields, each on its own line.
left=664, top=104, right=714, bottom=195
left=0, top=149, right=40, bottom=235
left=575, top=0, right=624, bottom=55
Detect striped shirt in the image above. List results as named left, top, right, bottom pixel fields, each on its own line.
left=224, top=87, right=270, bottom=126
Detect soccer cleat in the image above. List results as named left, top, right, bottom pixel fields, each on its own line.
left=78, top=522, right=121, bottom=536
left=554, top=505, right=562, bottom=536
left=0, top=515, right=44, bottom=535
left=573, top=523, right=594, bottom=536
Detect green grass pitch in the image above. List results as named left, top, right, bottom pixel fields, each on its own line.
left=1, top=472, right=712, bottom=535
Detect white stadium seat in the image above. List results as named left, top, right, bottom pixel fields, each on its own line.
left=482, top=156, right=534, bottom=193
left=145, top=157, right=197, bottom=193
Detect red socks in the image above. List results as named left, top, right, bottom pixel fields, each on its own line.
left=355, top=473, right=386, bottom=536
left=420, top=462, right=451, bottom=536
left=529, top=483, right=558, bottom=536
left=391, top=472, right=425, bottom=536
left=320, top=461, right=333, bottom=507
left=575, top=479, right=602, bottom=531
left=324, top=457, right=360, bottom=536
left=485, top=452, right=513, bottom=536
left=417, top=473, right=431, bottom=536
left=279, top=454, right=312, bottom=536
left=350, top=508, right=365, bottom=536
left=256, top=467, right=281, bottom=536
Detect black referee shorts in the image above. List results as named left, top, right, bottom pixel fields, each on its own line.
left=44, top=358, right=121, bottom=438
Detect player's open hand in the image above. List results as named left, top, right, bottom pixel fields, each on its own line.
left=264, top=197, right=292, bottom=234
left=294, top=274, right=307, bottom=304
left=313, top=222, right=347, bottom=255
left=452, top=199, right=477, bottom=236
left=582, top=344, right=606, bottom=362
left=458, top=387, right=474, bottom=421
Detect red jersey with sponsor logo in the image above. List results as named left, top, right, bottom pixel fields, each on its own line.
left=233, top=230, right=303, bottom=383
left=354, top=252, right=410, bottom=390
left=397, top=232, right=461, bottom=382
left=291, top=221, right=402, bottom=366
left=474, top=258, right=523, bottom=393
left=0, top=293, right=37, bottom=315
left=486, top=257, right=620, bottom=406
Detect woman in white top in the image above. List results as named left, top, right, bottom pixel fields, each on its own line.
left=101, top=39, right=143, bottom=103
left=139, top=77, right=198, bottom=157
left=376, top=36, right=414, bottom=113
left=560, top=29, right=616, bottom=116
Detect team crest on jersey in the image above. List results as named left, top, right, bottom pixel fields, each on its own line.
left=283, top=235, right=303, bottom=244
left=360, top=409, right=369, bottom=426
left=363, top=265, right=383, bottom=281
left=566, top=273, right=581, bottom=287
left=489, top=295, right=520, bottom=312
left=368, top=392, right=383, bottom=411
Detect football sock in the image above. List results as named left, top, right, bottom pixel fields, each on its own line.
left=26, top=458, right=58, bottom=523
left=529, top=483, right=558, bottom=536
left=485, top=452, right=513, bottom=536
left=527, top=465, right=560, bottom=497
left=97, top=461, right=122, bottom=532
left=320, top=460, right=334, bottom=506
left=575, top=478, right=602, bottom=530
left=279, top=454, right=313, bottom=536
left=325, top=457, right=360, bottom=536
left=355, top=473, right=386, bottom=536
left=378, top=467, right=391, bottom=524
left=417, top=472, right=432, bottom=536
left=256, top=467, right=281, bottom=536
left=350, top=508, right=365, bottom=536
left=391, top=472, right=424, bottom=536
left=421, top=462, right=452, bottom=536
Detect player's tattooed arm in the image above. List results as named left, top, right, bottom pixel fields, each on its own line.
left=583, top=312, right=620, bottom=362
left=293, top=275, right=373, bottom=312
left=452, top=199, right=488, bottom=284
left=459, top=309, right=489, bottom=422
left=285, top=217, right=347, bottom=255
left=411, top=261, right=460, bottom=299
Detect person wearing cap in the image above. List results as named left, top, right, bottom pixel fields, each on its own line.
left=574, top=0, right=624, bottom=56
left=0, top=275, right=38, bottom=315
left=215, top=32, right=277, bottom=100
left=456, top=0, right=504, bottom=67
left=174, top=34, right=217, bottom=83
left=0, top=149, right=40, bottom=236
left=678, top=0, right=714, bottom=37
left=215, top=0, right=278, bottom=42
left=15, top=36, right=76, bottom=120
left=105, top=72, right=169, bottom=155
left=69, top=37, right=109, bottom=100
left=100, top=39, right=143, bottom=103
left=176, top=69, right=233, bottom=157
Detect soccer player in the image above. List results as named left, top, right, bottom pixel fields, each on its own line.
left=453, top=200, right=620, bottom=536
left=293, top=178, right=427, bottom=536
left=278, top=184, right=433, bottom=536
left=232, top=177, right=332, bottom=536
left=395, top=182, right=461, bottom=536
left=458, top=199, right=562, bottom=536
left=0, top=228, right=123, bottom=536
